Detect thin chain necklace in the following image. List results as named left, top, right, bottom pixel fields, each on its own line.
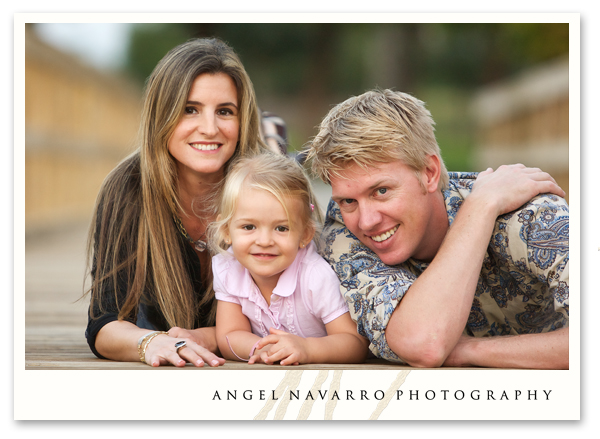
left=173, top=215, right=207, bottom=252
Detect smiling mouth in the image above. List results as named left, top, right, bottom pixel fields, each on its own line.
left=370, top=226, right=399, bottom=243
left=190, top=143, right=221, bottom=151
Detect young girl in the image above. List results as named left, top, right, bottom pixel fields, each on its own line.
left=208, top=153, right=369, bottom=365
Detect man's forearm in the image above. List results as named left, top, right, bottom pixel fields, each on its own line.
left=444, top=327, right=569, bottom=369
left=386, top=196, right=499, bottom=367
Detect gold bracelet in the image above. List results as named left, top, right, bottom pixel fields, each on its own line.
left=137, top=331, right=159, bottom=362
left=138, top=331, right=168, bottom=364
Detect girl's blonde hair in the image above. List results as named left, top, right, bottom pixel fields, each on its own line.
left=208, top=152, right=323, bottom=255
left=86, top=38, right=268, bottom=328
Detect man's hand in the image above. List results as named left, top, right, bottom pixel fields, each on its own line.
left=471, top=164, right=565, bottom=217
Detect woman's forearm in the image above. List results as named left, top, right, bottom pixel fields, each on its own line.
left=94, top=320, right=158, bottom=362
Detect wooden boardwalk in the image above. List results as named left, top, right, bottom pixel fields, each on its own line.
left=24, top=222, right=415, bottom=371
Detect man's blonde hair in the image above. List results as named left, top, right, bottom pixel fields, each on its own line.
left=307, top=89, right=449, bottom=191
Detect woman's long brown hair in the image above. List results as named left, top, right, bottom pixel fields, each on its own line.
left=86, top=38, right=267, bottom=328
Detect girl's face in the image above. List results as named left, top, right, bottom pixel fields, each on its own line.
left=168, top=73, right=240, bottom=183
left=225, top=187, right=314, bottom=293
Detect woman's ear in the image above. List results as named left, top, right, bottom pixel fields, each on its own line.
left=422, top=154, right=442, bottom=194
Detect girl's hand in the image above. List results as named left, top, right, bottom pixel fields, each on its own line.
left=251, top=328, right=306, bottom=366
left=470, top=164, right=566, bottom=217
left=144, top=333, right=226, bottom=368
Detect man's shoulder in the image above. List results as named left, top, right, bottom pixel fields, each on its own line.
left=443, top=172, right=478, bottom=225
left=489, top=193, right=569, bottom=274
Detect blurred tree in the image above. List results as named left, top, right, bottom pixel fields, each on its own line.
left=122, top=22, right=569, bottom=166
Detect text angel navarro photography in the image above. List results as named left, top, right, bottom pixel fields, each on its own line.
left=212, top=388, right=554, bottom=402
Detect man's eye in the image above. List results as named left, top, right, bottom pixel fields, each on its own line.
left=342, top=199, right=355, bottom=205
left=377, top=188, right=387, bottom=195
left=275, top=226, right=289, bottom=232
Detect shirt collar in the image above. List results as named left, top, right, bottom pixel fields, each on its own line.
left=271, top=243, right=311, bottom=298
left=222, top=243, right=313, bottom=299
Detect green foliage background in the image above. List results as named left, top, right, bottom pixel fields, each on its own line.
left=123, top=23, right=568, bottom=171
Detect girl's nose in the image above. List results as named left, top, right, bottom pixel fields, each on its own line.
left=255, top=228, right=274, bottom=246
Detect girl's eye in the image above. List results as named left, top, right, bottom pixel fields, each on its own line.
left=275, top=226, right=289, bottom=232
left=242, top=225, right=255, bottom=231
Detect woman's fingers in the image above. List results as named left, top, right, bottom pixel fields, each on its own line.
left=145, top=335, right=225, bottom=367
left=183, top=343, right=225, bottom=367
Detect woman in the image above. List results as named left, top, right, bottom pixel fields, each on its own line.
left=85, top=38, right=272, bottom=367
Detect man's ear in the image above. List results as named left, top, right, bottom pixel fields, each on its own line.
left=422, top=154, right=442, bottom=193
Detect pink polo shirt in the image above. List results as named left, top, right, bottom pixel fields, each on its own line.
left=213, top=242, right=349, bottom=338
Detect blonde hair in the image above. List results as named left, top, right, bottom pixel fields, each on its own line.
left=307, top=89, right=449, bottom=191
left=207, top=152, right=323, bottom=255
left=87, top=38, right=268, bottom=328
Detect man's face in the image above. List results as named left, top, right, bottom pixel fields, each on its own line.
left=330, top=159, right=442, bottom=265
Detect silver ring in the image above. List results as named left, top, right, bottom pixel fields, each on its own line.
left=174, top=340, right=187, bottom=353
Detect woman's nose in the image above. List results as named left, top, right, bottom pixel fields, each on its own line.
left=198, top=113, right=219, bottom=137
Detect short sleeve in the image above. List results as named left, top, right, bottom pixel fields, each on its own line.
left=304, top=256, right=349, bottom=324
left=494, top=194, right=569, bottom=326
left=212, top=253, right=242, bottom=305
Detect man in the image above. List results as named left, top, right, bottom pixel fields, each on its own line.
left=307, top=89, right=569, bottom=369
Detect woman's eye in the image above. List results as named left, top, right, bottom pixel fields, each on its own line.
left=184, top=106, right=197, bottom=114
left=275, top=226, right=289, bottom=232
left=217, top=108, right=235, bottom=116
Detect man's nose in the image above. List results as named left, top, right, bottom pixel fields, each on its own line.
left=357, top=202, right=383, bottom=232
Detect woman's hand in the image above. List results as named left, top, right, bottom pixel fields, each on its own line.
left=470, top=164, right=566, bottom=217
left=249, top=328, right=306, bottom=366
left=144, top=332, right=226, bottom=368
left=168, top=326, right=219, bottom=354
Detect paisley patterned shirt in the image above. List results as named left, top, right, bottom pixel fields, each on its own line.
left=321, top=172, right=569, bottom=362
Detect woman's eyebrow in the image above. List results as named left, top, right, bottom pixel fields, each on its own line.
left=186, top=100, right=238, bottom=109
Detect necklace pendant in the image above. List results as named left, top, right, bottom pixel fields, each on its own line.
left=194, top=240, right=207, bottom=252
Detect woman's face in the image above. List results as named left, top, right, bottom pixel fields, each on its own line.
left=168, top=73, right=240, bottom=183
